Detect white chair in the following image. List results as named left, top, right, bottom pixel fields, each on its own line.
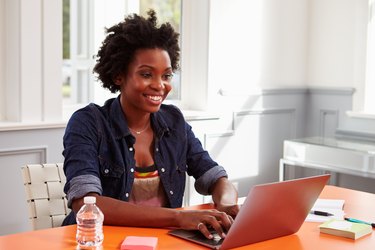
left=21, top=163, right=71, bottom=230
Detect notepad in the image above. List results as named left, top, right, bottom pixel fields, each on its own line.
left=121, top=236, right=158, bottom=250
left=305, top=199, right=345, bottom=222
left=319, top=219, right=372, bottom=240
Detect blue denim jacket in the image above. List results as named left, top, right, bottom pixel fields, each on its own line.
left=62, top=96, right=227, bottom=225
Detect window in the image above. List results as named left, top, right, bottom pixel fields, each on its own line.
left=0, top=0, right=208, bottom=123
left=62, top=0, right=182, bottom=110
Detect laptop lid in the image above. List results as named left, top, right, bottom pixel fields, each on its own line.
left=168, top=174, right=330, bottom=250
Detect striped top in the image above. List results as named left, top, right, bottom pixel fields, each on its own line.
left=129, top=164, right=168, bottom=207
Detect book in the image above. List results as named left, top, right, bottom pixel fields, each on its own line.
left=121, top=236, right=158, bottom=250
left=305, top=199, right=345, bottom=222
left=319, top=219, right=373, bottom=240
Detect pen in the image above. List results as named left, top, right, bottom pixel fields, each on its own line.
left=310, top=210, right=334, bottom=216
left=345, top=217, right=375, bottom=228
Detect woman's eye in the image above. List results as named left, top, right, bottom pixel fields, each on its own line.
left=140, top=72, right=152, bottom=78
left=163, top=73, right=173, bottom=81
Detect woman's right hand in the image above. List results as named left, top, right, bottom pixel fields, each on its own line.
left=176, top=209, right=234, bottom=239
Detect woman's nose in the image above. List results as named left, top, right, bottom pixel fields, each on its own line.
left=151, top=79, right=165, bottom=90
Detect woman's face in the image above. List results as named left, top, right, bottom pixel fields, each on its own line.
left=116, top=48, right=173, bottom=115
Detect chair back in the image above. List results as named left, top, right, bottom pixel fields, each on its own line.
left=21, top=163, right=70, bottom=230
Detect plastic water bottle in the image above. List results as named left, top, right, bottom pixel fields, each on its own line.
left=76, top=196, right=104, bottom=248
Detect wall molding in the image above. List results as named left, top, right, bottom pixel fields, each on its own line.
left=0, top=146, right=47, bottom=163
left=233, top=108, right=297, bottom=138
left=308, top=87, right=355, bottom=96
left=218, top=87, right=307, bottom=96
left=0, top=122, right=66, bottom=132
left=218, top=87, right=355, bottom=97
left=319, top=109, right=339, bottom=137
left=234, top=108, right=296, bottom=116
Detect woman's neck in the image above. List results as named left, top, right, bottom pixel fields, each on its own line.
left=120, top=99, right=151, bottom=132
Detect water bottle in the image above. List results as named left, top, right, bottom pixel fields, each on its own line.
left=76, top=196, right=104, bottom=248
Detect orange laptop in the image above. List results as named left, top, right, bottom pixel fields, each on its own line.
left=169, top=174, right=330, bottom=249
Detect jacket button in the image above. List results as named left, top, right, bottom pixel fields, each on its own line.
left=104, top=169, right=109, bottom=174
left=130, top=168, right=134, bottom=172
left=169, top=190, right=174, bottom=195
left=129, top=147, right=134, bottom=151
left=156, top=147, right=159, bottom=152
left=161, top=168, right=165, bottom=172
left=125, top=193, right=129, bottom=197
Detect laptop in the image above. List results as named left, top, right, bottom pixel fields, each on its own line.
left=168, top=174, right=330, bottom=250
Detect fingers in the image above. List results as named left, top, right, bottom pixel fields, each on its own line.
left=197, top=222, right=214, bottom=239
left=178, top=209, right=234, bottom=240
left=196, top=210, right=233, bottom=239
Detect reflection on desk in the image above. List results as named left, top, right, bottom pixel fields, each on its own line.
left=0, top=185, right=374, bottom=250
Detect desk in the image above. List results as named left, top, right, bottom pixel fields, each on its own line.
left=1, top=185, right=374, bottom=250
left=280, top=137, right=375, bottom=182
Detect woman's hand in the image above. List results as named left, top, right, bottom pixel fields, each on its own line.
left=176, top=209, right=233, bottom=239
left=215, top=204, right=240, bottom=218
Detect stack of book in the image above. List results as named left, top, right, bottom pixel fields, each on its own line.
left=319, top=219, right=373, bottom=240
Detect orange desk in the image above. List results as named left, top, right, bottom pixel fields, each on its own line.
left=1, top=185, right=374, bottom=250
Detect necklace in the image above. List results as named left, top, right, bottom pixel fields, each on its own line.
left=129, top=123, right=150, bottom=135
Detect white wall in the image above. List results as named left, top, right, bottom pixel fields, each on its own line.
left=0, top=0, right=5, bottom=120
left=208, top=0, right=309, bottom=101
left=209, top=0, right=369, bottom=86
left=207, top=0, right=369, bottom=113
left=307, top=0, right=368, bottom=110
left=260, top=0, right=309, bottom=87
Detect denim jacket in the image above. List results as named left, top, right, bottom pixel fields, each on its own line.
left=62, top=96, right=227, bottom=225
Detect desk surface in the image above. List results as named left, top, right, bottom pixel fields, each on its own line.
left=1, top=185, right=374, bottom=250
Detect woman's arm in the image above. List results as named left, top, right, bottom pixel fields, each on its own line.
left=210, top=177, right=240, bottom=218
left=72, top=193, right=232, bottom=239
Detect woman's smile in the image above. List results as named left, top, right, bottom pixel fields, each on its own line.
left=144, top=94, right=163, bottom=105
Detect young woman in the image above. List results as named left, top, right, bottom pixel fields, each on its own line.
left=62, top=10, right=239, bottom=239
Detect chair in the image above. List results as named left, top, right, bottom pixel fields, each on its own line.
left=21, top=163, right=71, bottom=230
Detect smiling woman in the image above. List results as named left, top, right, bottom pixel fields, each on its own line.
left=61, top=10, right=239, bottom=240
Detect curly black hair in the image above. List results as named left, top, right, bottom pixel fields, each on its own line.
left=93, top=9, right=180, bottom=93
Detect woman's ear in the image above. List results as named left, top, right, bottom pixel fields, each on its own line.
left=114, top=76, right=123, bottom=86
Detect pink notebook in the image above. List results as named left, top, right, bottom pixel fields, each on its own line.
left=121, top=236, right=158, bottom=250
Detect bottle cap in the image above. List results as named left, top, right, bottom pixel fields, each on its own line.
left=83, top=196, right=96, bottom=204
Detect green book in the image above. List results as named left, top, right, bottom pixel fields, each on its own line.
left=319, top=219, right=372, bottom=240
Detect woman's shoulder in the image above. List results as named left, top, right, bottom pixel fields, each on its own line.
left=68, top=98, right=117, bottom=122
left=66, top=101, right=114, bottom=132
left=158, top=104, right=185, bottom=121
left=68, top=103, right=100, bottom=121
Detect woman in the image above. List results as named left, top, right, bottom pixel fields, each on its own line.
left=62, top=10, right=239, bottom=239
